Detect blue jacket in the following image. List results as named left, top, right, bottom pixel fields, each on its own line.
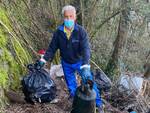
left=43, top=23, right=90, bottom=65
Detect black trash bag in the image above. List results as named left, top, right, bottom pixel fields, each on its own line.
left=94, top=69, right=112, bottom=92
left=21, top=62, right=57, bottom=104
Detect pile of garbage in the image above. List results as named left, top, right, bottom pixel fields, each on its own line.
left=107, top=73, right=150, bottom=113
left=3, top=64, right=150, bottom=113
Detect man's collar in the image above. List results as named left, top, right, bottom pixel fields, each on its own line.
left=64, top=26, right=74, bottom=33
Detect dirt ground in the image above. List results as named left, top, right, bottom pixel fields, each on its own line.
left=2, top=75, right=128, bottom=113
left=3, top=68, right=149, bottom=113
left=3, top=76, right=72, bottom=113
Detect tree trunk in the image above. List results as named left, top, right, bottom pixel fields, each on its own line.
left=105, top=0, right=129, bottom=79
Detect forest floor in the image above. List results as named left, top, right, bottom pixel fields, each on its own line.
left=2, top=68, right=150, bottom=113
left=3, top=76, right=71, bottom=113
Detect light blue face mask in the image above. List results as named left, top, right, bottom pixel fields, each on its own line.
left=64, top=19, right=74, bottom=28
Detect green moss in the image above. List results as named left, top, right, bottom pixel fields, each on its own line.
left=12, top=39, right=31, bottom=65
left=0, top=6, right=32, bottom=94
left=0, top=70, right=8, bottom=88
left=1, top=48, right=22, bottom=89
left=0, top=7, right=11, bottom=30
left=0, top=28, right=7, bottom=47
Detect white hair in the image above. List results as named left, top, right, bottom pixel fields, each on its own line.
left=62, top=5, right=76, bottom=15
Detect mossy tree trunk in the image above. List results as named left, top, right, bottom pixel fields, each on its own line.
left=0, top=5, right=32, bottom=108
left=105, top=0, right=130, bottom=79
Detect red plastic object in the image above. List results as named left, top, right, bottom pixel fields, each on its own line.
left=38, top=49, right=46, bottom=55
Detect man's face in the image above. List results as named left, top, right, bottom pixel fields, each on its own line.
left=64, top=10, right=76, bottom=21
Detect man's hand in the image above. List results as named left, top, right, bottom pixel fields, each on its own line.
left=80, top=64, right=92, bottom=84
left=35, top=58, right=46, bottom=70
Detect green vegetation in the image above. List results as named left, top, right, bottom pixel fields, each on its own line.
left=0, top=6, right=32, bottom=108
left=0, top=0, right=149, bottom=110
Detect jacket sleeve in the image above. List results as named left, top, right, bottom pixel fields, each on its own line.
left=80, top=28, right=91, bottom=65
left=43, top=32, right=58, bottom=62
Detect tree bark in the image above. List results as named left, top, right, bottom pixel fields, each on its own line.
left=105, top=0, right=129, bottom=79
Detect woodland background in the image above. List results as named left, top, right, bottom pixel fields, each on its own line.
left=0, top=0, right=150, bottom=110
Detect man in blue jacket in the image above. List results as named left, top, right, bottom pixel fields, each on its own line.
left=39, top=5, right=103, bottom=113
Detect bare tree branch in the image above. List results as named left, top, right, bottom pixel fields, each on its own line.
left=90, top=8, right=124, bottom=39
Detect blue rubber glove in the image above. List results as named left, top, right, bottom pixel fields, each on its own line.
left=80, top=65, right=92, bottom=84
left=130, top=111, right=136, bottom=113
left=35, top=58, right=46, bottom=70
